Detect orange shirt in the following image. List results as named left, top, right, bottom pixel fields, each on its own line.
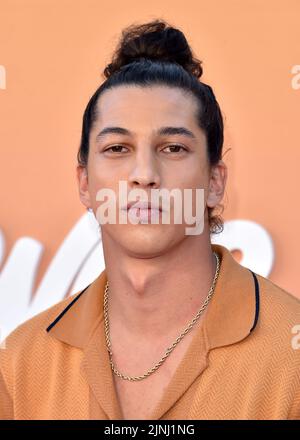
left=0, top=244, right=300, bottom=420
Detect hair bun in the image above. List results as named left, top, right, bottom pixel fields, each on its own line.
left=104, top=19, right=203, bottom=79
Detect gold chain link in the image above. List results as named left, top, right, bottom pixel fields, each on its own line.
left=104, top=251, right=220, bottom=381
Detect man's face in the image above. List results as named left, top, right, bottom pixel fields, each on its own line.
left=77, top=85, right=225, bottom=257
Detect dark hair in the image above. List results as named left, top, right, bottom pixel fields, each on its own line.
left=78, top=19, right=224, bottom=233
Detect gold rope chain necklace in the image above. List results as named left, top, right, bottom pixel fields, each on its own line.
left=104, top=251, right=220, bottom=381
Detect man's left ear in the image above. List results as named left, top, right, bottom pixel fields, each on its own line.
left=206, top=160, right=227, bottom=208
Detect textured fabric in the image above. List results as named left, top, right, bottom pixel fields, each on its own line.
left=0, top=244, right=300, bottom=420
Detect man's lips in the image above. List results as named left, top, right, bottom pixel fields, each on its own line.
left=124, top=201, right=162, bottom=211
left=126, top=205, right=162, bottom=222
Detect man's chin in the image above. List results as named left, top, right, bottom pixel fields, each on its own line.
left=101, top=223, right=186, bottom=255
left=118, top=234, right=175, bottom=258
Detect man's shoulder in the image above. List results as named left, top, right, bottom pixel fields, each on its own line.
left=253, top=273, right=300, bottom=345
left=256, top=273, right=300, bottom=315
left=1, top=291, right=82, bottom=358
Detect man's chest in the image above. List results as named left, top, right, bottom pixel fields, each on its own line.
left=111, top=331, right=198, bottom=420
left=113, top=361, right=175, bottom=419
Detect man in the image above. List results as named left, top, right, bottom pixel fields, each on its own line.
left=1, top=20, right=300, bottom=420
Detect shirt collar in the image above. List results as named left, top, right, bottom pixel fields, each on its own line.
left=46, top=244, right=259, bottom=351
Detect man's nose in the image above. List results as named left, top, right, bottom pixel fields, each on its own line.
left=128, top=150, right=161, bottom=189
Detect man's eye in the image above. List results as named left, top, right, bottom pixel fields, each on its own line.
left=105, top=145, right=128, bottom=153
left=163, top=144, right=186, bottom=153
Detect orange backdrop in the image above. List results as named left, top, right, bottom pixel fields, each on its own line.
left=0, top=0, right=299, bottom=297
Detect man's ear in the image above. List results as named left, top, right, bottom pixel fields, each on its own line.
left=76, top=165, right=92, bottom=209
left=206, top=160, right=227, bottom=209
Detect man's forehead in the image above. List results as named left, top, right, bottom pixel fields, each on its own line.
left=96, top=85, right=198, bottom=117
left=93, top=86, right=201, bottom=140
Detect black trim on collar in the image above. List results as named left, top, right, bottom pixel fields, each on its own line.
left=249, top=270, right=260, bottom=332
left=46, top=284, right=91, bottom=333
left=46, top=268, right=261, bottom=336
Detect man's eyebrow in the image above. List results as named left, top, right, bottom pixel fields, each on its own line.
left=95, top=126, right=197, bottom=142
left=157, top=126, right=196, bottom=139
left=96, top=126, right=130, bottom=142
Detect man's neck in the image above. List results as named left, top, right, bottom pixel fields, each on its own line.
left=101, top=230, right=217, bottom=343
